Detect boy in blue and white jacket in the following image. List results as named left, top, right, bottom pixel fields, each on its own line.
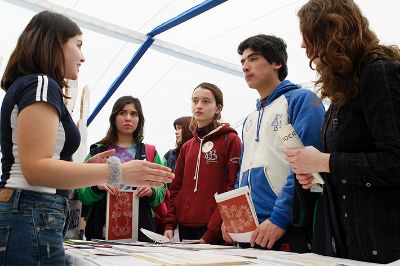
left=221, top=34, right=324, bottom=253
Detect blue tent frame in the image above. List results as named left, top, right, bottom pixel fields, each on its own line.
left=87, top=0, right=227, bottom=126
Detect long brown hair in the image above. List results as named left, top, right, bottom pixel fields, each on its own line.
left=298, top=0, right=400, bottom=104
left=1, top=11, right=82, bottom=91
left=98, top=96, right=145, bottom=145
left=173, top=116, right=193, bottom=154
left=190, top=82, right=223, bottom=131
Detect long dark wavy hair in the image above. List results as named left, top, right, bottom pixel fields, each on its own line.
left=98, top=96, right=144, bottom=145
left=173, top=116, right=193, bottom=154
left=298, top=0, right=400, bottom=104
left=190, top=82, right=223, bottom=131
left=1, top=11, right=82, bottom=91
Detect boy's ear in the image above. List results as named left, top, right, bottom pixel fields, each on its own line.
left=273, top=63, right=282, bottom=70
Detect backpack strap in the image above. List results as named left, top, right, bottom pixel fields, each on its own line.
left=145, top=144, right=156, bottom=163
left=166, top=149, right=175, bottom=168
left=89, top=143, right=109, bottom=156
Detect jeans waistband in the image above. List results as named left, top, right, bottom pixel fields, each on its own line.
left=0, top=188, right=67, bottom=212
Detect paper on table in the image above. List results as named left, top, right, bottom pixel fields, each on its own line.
left=140, top=228, right=172, bottom=243
left=131, top=249, right=253, bottom=265
left=64, top=239, right=98, bottom=245
left=277, top=124, right=325, bottom=185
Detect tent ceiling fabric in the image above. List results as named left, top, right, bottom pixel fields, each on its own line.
left=0, top=0, right=399, bottom=155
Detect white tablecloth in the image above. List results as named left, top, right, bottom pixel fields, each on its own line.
left=64, top=243, right=394, bottom=266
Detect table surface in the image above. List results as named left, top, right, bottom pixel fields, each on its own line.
left=64, top=242, right=395, bottom=266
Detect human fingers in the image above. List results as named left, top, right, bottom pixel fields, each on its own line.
left=143, top=161, right=173, bottom=179
left=100, top=184, right=115, bottom=195
left=221, top=223, right=234, bottom=244
left=98, top=149, right=115, bottom=158
left=87, top=149, right=116, bottom=164
left=255, top=232, right=267, bottom=247
left=136, top=187, right=151, bottom=197
left=143, top=187, right=152, bottom=197
left=299, top=179, right=312, bottom=187
left=145, top=169, right=175, bottom=183
left=298, top=174, right=314, bottom=187
left=121, top=160, right=174, bottom=185
left=145, top=162, right=175, bottom=183
left=135, top=186, right=145, bottom=195
left=164, top=230, right=174, bottom=241
left=250, top=228, right=260, bottom=247
left=297, top=175, right=314, bottom=189
left=133, top=180, right=164, bottom=188
left=266, top=238, right=276, bottom=249
left=97, top=184, right=108, bottom=191
left=296, top=173, right=313, bottom=182
left=111, top=186, right=121, bottom=196
left=284, top=148, right=301, bottom=157
left=268, top=223, right=286, bottom=249
left=302, top=183, right=313, bottom=190
left=260, top=237, right=270, bottom=248
left=146, top=161, right=172, bottom=172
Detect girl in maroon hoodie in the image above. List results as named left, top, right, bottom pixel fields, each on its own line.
left=163, top=82, right=242, bottom=244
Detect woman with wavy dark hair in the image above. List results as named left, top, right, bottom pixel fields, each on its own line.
left=285, top=0, right=400, bottom=263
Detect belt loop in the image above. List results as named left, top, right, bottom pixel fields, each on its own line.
left=63, top=199, right=71, bottom=236
left=12, top=189, right=22, bottom=213
left=65, top=198, right=71, bottom=215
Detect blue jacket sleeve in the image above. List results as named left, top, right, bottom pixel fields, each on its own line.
left=288, top=89, right=325, bottom=150
left=269, top=89, right=325, bottom=229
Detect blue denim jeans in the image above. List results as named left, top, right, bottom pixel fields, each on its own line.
left=0, top=189, right=69, bottom=266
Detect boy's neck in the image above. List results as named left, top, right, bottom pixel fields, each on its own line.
left=256, top=79, right=281, bottom=99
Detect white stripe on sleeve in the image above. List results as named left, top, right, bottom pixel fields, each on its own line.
left=35, top=75, right=43, bottom=101
left=42, top=75, right=48, bottom=102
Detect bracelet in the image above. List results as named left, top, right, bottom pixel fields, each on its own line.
left=107, top=156, right=121, bottom=187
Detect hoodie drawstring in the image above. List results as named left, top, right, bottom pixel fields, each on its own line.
left=193, top=138, right=204, bottom=192
left=193, top=125, right=223, bottom=192
left=255, top=99, right=264, bottom=142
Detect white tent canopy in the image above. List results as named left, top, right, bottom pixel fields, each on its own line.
left=1, top=0, right=399, bottom=155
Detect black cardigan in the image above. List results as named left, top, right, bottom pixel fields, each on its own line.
left=312, top=59, right=400, bottom=264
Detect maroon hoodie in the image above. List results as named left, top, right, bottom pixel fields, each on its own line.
left=164, top=123, right=242, bottom=244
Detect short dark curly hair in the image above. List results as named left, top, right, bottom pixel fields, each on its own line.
left=238, top=34, right=288, bottom=81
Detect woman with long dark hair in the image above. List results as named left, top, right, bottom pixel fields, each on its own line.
left=0, top=11, right=173, bottom=264
left=76, top=96, right=167, bottom=242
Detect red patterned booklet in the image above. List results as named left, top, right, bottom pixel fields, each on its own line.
left=215, top=186, right=259, bottom=243
left=105, top=190, right=139, bottom=241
